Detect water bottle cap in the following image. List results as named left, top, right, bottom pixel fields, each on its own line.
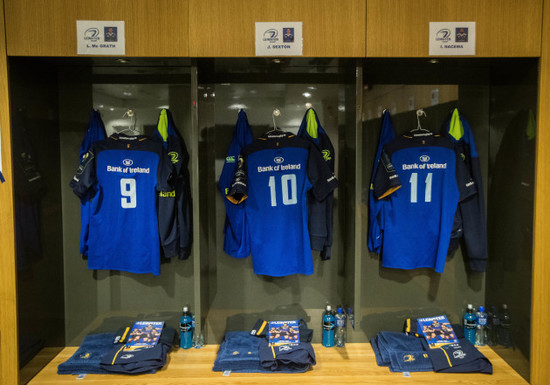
left=479, top=306, right=485, bottom=312
left=337, top=308, right=344, bottom=314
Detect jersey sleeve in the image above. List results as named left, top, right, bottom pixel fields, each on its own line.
left=156, top=148, right=175, bottom=192
left=156, top=149, right=178, bottom=258
left=69, top=149, right=97, bottom=201
left=226, top=153, right=248, bottom=204
left=307, top=145, right=338, bottom=201
left=373, top=148, right=402, bottom=200
left=454, top=146, right=477, bottom=202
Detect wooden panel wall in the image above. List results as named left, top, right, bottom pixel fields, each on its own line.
left=366, top=0, right=542, bottom=57
left=531, top=1, right=550, bottom=383
left=0, top=0, right=18, bottom=382
left=189, top=0, right=366, bottom=57
left=4, top=0, right=189, bottom=57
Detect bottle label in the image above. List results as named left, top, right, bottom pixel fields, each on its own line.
left=464, top=319, right=476, bottom=328
left=323, top=318, right=334, bottom=331
left=336, top=319, right=345, bottom=328
left=477, top=318, right=487, bottom=326
left=180, top=317, right=194, bottom=332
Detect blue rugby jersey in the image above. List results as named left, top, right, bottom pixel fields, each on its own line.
left=70, top=134, right=173, bottom=275
left=373, top=133, right=475, bottom=273
left=227, top=131, right=337, bottom=277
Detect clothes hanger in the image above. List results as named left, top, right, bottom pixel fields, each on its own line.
left=409, top=108, right=433, bottom=137
left=265, top=108, right=282, bottom=135
left=117, top=109, right=141, bottom=136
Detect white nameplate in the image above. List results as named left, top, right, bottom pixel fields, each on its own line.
left=255, top=22, right=302, bottom=56
left=429, top=22, right=475, bottom=56
left=77, top=20, right=125, bottom=55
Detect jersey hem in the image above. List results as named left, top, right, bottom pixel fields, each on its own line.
left=381, top=263, right=444, bottom=274
left=87, top=265, right=160, bottom=276
left=253, top=270, right=314, bottom=277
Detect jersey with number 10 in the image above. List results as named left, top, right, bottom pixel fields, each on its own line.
left=227, top=132, right=338, bottom=277
left=373, top=134, right=476, bottom=273
left=70, top=134, right=173, bottom=275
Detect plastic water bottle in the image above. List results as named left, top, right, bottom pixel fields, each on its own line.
left=322, top=304, right=335, bottom=347
left=475, top=306, right=488, bottom=346
left=463, top=304, right=477, bottom=345
left=180, top=306, right=194, bottom=349
left=499, top=304, right=513, bottom=348
left=347, top=306, right=355, bottom=330
left=488, top=305, right=500, bottom=346
left=335, top=307, right=347, bottom=347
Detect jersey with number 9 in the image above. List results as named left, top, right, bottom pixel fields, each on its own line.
left=70, top=133, right=174, bottom=275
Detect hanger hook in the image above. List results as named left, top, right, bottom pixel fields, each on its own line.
left=416, top=108, right=426, bottom=129
left=272, top=108, right=280, bottom=130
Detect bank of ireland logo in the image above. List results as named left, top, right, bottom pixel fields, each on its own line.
left=283, top=28, right=294, bottom=42
left=84, top=28, right=101, bottom=42
left=263, top=29, right=279, bottom=43
left=419, top=155, right=430, bottom=162
left=274, top=156, right=284, bottom=164
left=104, top=26, right=118, bottom=42
left=123, top=159, right=133, bottom=166
left=435, top=29, right=452, bottom=43
left=455, top=28, right=468, bottom=42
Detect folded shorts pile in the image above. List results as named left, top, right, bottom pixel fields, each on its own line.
left=371, top=319, right=492, bottom=374
left=213, top=320, right=316, bottom=374
left=58, top=326, right=176, bottom=375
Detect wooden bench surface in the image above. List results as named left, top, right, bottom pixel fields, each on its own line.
left=26, top=343, right=528, bottom=384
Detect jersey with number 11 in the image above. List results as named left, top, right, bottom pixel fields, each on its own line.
left=70, top=134, right=174, bottom=275
left=373, top=134, right=476, bottom=273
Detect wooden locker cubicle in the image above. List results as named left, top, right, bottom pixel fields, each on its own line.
left=531, top=1, right=550, bottom=384
left=0, top=0, right=549, bottom=383
left=0, top=0, right=17, bottom=383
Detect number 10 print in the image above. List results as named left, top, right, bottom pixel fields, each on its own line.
left=268, top=174, right=297, bottom=207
